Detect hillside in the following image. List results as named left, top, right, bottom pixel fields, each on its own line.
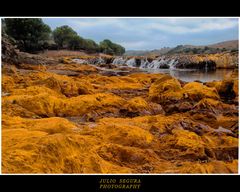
left=125, top=47, right=171, bottom=56
left=125, top=40, right=239, bottom=56
left=208, top=40, right=238, bottom=50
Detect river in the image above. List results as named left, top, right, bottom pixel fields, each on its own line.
left=142, top=68, right=235, bottom=82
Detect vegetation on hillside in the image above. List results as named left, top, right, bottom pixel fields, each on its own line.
left=124, top=41, right=238, bottom=56
left=3, top=18, right=125, bottom=55
left=166, top=45, right=238, bottom=55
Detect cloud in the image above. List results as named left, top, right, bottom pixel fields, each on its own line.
left=120, top=41, right=149, bottom=50
left=67, top=18, right=128, bottom=30
left=144, top=18, right=238, bottom=34
left=65, top=18, right=238, bottom=34
left=43, top=18, right=239, bottom=50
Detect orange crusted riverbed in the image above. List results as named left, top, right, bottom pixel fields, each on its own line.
left=1, top=53, right=239, bottom=173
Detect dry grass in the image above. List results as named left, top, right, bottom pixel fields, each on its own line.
left=38, top=50, right=89, bottom=58
left=38, top=50, right=114, bottom=59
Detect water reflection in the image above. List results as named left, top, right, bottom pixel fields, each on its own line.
left=143, top=68, right=234, bottom=82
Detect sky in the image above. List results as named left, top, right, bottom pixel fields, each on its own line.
left=43, top=18, right=239, bottom=51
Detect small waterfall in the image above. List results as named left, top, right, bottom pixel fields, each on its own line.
left=148, top=60, right=160, bottom=69
left=95, top=57, right=105, bottom=64
left=71, top=55, right=217, bottom=71
left=205, top=61, right=208, bottom=71
left=72, top=58, right=87, bottom=64
left=169, top=59, right=178, bottom=69
left=72, top=56, right=179, bottom=70
left=140, top=58, right=150, bottom=68
left=112, top=57, right=126, bottom=65
left=138, top=56, right=179, bottom=69
left=126, top=58, right=136, bottom=67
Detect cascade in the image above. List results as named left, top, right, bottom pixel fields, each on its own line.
left=126, top=58, right=136, bottom=67
left=112, top=57, right=126, bottom=65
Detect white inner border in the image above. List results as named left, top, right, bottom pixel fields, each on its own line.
left=0, top=17, right=239, bottom=176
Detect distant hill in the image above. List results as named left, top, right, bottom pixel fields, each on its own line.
left=207, top=40, right=238, bottom=50
left=124, top=40, right=238, bottom=56
left=124, top=47, right=171, bottom=56
left=167, top=40, right=238, bottom=55
left=124, top=50, right=150, bottom=56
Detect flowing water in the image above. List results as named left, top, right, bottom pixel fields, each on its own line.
left=73, top=57, right=235, bottom=82
left=143, top=68, right=234, bottom=82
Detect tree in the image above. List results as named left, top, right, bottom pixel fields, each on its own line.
left=222, top=48, right=227, bottom=52
left=192, top=48, right=199, bottom=54
left=84, top=39, right=99, bottom=52
left=204, top=46, right=209, bottom=50
left=68, top=35, right=85, bottom=50
left=66, top=36, right=99, bottom=52
left=52, top=25, right=77, bottom=49
left=1, top=19, right=6, bottom=34
left=4, top=18, right=51, bottom=52
left=99, top=39, right=125, bottom=55
left=112, top=43, right=125, bottom=55
left=99, top=40, right=114, bottom=54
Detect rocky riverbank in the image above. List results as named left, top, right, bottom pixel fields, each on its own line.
left=57, top=52, right=238, bottom=70
left=1, top=52, right=239, bottom=173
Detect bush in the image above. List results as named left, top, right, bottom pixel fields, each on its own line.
left=231, top=49, right=238, bottom=53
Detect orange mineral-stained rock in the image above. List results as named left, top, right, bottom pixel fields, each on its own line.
left=190, top=98, right=238, bottom=130
left=205, top=78, right=238, bottom=102
left=2, top=75, right=15, bottom=92
left=2, top=92, right=125, bottom=118
left=149, top=75, right=183, bottom=103
left=121, top=97, right=165, bottom=117
left=89, top=74, right=144, bottom=91
left=191, top=98, right=236, bottom=114
left=233, top=79, right=238, bottom=97
left=10, top=85, right=65, bottom=98
left=83, top=122, right=154, bottom=148
left=183, top=82, right=219, bottom=101
left=185, top=53, right=238, bottom=69
left=48, top=63, right=99, bottom=73
left=176, top=160, right=238, bottom=173
left=149, top=76, right=220, bottom=103
left=2, top=131, right=104, bottom=173
left=205, top=80, right=222, bottom=91
left=2, top=93, right=63, bottom=117
left=171, top=129, right=206, bottom=160
left=2, top=115, right=77, bottom=134
left=208, top=52, right=238, bottom=69
left=33, top=72, right=94, bottom=97
left=128, top=73, right=163, bottom=85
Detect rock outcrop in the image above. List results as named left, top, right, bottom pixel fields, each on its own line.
left=1, top=34, right=19, bottom=64
left=2, top=34, right=57, bottom=66
left=109, top=53, right=238, bottom=69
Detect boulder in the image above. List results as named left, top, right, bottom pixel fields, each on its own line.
left=149, top=75, right=183, bottom=103
left=121, top=97, right=165, bottom=117
left=183, top=82, right=219, bottom=102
